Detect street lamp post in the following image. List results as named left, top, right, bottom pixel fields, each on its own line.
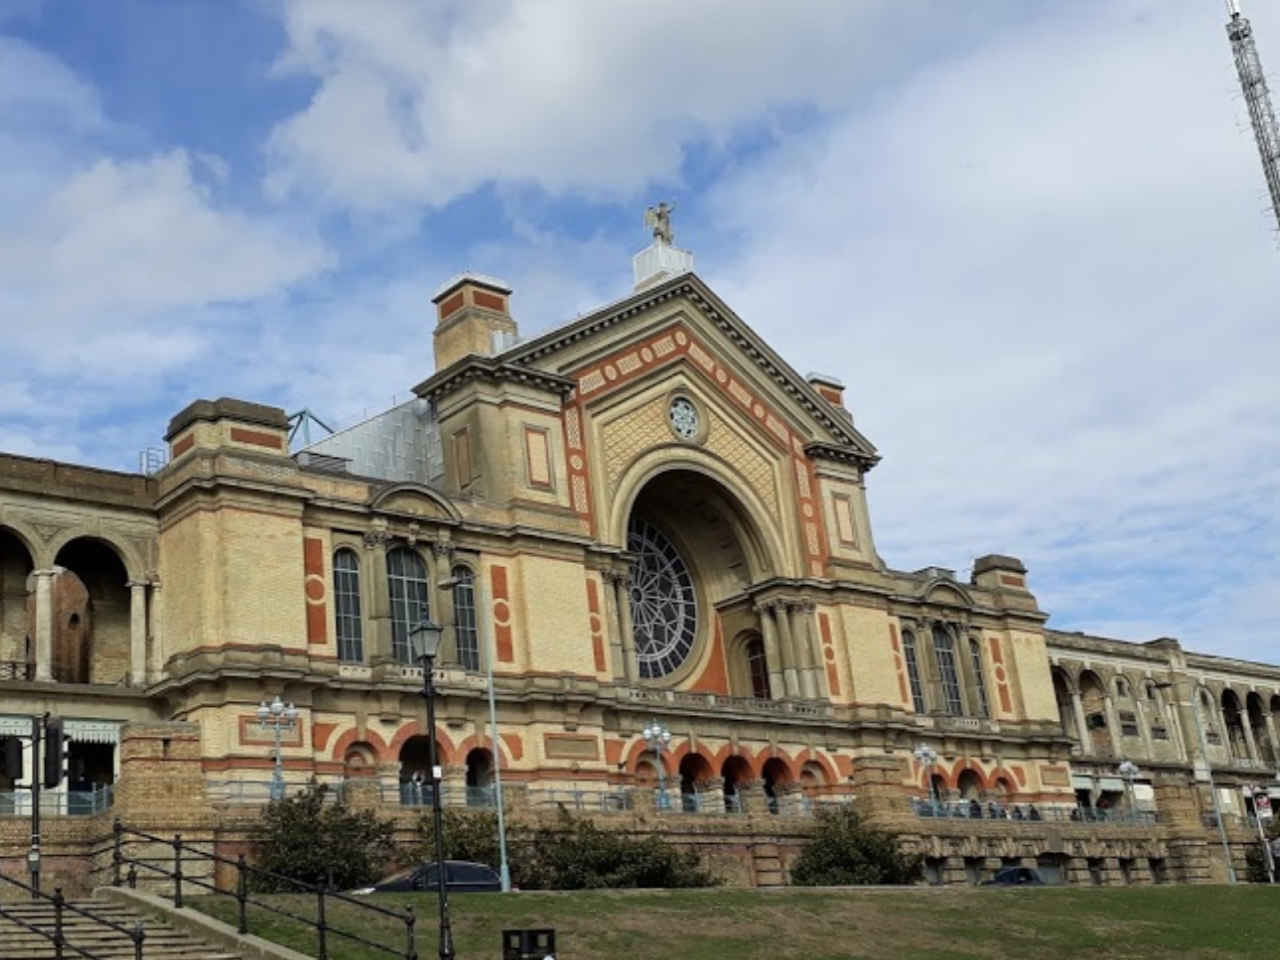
left=1117, top=760, right=1140, bottom=820
left=1156, top=680, right=1236, bottom=884
left=913, top=743, right=940, bottom=811
left=257, top=696, right=298, bottom=801
left=642, top=720, right=673, bottom=810
left=409, top=619, right=455, bottom=960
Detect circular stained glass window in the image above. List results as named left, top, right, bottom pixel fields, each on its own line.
left=669, top=397, right=699, bottom=440
left=627, top=516, right=698, bottom=679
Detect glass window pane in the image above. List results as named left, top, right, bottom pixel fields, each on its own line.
left=388, top=548, right=429, bottom=664
left=452, top=566, right=480, bottom=671
left=333, top=549, right=364, bottom=663
left=903, top=630, right=926, bottom=713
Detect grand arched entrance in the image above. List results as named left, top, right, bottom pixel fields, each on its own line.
left=622, top=469, right=781, bottom=694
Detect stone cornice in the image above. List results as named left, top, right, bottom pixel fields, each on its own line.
left=499, top=273, right=881, bottom=467
left=412, top=355, right=576, bottom=403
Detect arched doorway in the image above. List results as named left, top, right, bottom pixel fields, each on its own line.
left=0, top=527, right=35, bottom=681
left=678, top=753, right=712, bottom=811
left=399, top=734, right=441, bottom=806
left=1222, top=690, right=1248, bottom=760
left=465, top=748, right=493, bottom=807
left=53, top=538, right=131, bottom=685
left=623, top=469, right=774, bottom=687
left=761, top=757, right=792, bottom=814
left=722, top=755, right=752, bottom=813
left=1079, top=671, right=1110, bottom=756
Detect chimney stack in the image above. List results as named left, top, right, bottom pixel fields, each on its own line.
left=432, top=273, right=519, bottom=371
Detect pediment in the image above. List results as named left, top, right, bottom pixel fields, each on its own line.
left=368, top=483, right=460, bottom=522
left=920, top=580, right=974, bottom=607
left=502, top=273, right=879, bottom=470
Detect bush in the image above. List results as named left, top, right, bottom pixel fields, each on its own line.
left=413, top=807, right=720, bottom=890
left=252, top=780, right=396, bottom=891
left=790, top=804, right=922, bottom=886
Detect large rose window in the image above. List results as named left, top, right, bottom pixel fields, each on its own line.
left=627, top=517, right=698, bottom=679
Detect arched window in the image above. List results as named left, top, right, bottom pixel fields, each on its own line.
left=452, top=565, right=480, bottom=671
left=933, top=625, right=964, bottom=716
left=745, top=636, right=770, bottom=700
left=902, top=630, right=926, bottom=713
left=968, top=637, right=989, bottom=718
left=333, top=549, right=364, bottom=662
left=388, top=547, right=429, bottom=664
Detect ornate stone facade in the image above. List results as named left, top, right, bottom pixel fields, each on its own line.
left=1, top=271, right=1277, bottom=885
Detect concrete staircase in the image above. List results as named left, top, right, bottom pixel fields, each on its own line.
left=0, top=898, right=244, bottom=960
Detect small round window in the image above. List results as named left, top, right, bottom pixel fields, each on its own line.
left=627, top=517, right=698, bottom=679
left=668, top=397, right=699, bottom=440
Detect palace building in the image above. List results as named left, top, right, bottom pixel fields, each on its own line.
left=1, top=234, right=1278, bottom=886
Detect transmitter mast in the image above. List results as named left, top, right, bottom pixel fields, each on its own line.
left=1225, top=0, right=1280, bottom=234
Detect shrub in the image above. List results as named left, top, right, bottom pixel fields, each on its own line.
left=790, top=804, right=922, bottom=886
left=252, top=780, right=396, bottom=891
left=413, top=807, right=720, bottom=890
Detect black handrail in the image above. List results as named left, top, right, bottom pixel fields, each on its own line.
left=0, top=874, right=145, bottom=960
left=112, top=820, right=418, bottom=960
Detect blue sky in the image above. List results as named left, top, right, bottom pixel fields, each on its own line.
left=1, top=0, right=1278, bottom=663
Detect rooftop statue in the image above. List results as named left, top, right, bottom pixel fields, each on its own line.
left=644, top=200, right=676, bottom=246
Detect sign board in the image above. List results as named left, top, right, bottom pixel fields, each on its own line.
left=1256, top=792, right=1272, bottom=820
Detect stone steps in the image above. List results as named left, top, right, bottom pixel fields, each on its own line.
left=0, top=899, right=243, bottom=960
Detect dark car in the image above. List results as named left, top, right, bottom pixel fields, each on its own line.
left=982, top=866, right=1047, bottom=886
left=350, top=860, right=503, bottom=895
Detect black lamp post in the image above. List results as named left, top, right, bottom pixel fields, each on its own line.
left=409, top=618, right=455, bottom=960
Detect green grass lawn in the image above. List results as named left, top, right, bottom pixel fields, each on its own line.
left=188, top=885, right=1280, bottom=960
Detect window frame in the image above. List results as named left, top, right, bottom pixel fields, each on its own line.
left=333, top=548, right=364, bottom=663
left=452, top=564, right=481, bottom=672
left=902, top=629, right=927, bottom=713
left=387, top=546, right=431, bottom=664
left=933, top=625, right=965, bottom=717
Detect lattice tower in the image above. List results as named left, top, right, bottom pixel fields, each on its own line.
left=1226, top=1, right=1280, bottom=234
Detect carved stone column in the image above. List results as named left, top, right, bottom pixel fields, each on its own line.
left=1070, top=689, right=1088, bottom=746
left=147, top=579, right=164, bottom=683
left=613, top=570, right=637, bottom=682
left=364, top=529, right=392, bottom=663
left=33, top=569, right=55, bottom=682
left=1102, top=693, right=1122, bottom=756
left=1240, top=711, right=1260, bottom=762
left=432, top=540, right=458, bottom=665
left=771, top=601, right=801, bottom=698
left=128, top=580, right=148, bottom=687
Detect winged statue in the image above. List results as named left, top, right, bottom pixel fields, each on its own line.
left=644, top=201, right=676, bottom=246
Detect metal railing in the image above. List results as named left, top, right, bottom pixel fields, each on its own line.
left=910, top=798, right=1159, bottom=824
left=0, top=786, right=115, bottom=817
left=0, top=873, right=145, bottom=960
left=111, top=822, right=418, bottom=960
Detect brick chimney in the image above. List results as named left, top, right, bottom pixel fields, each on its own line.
left=432, top=273, right=519, bottom=371
left=808, top=373, right=852, bottom=421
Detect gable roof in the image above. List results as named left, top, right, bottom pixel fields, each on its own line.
left=501, top=272, right=880, bottom=469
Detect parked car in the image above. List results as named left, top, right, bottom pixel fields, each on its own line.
left=981, top=866, right=1047, bottom=886
left=350, top=860, right=503, bottom=895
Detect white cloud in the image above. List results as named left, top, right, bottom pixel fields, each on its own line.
left=699, top=0, right=1280, bottom=655
left=265, top=0, right=1005, bottom=212
left=0, top=150, right=329, bottom=331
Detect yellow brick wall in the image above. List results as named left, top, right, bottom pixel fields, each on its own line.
left=1006, top=630, right=1060, bottom=723
left=217, top=509, right=305, bottom=646
left=510, top=554, right=593, bottom=675
left=839, top=605, right=905, bottom=708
